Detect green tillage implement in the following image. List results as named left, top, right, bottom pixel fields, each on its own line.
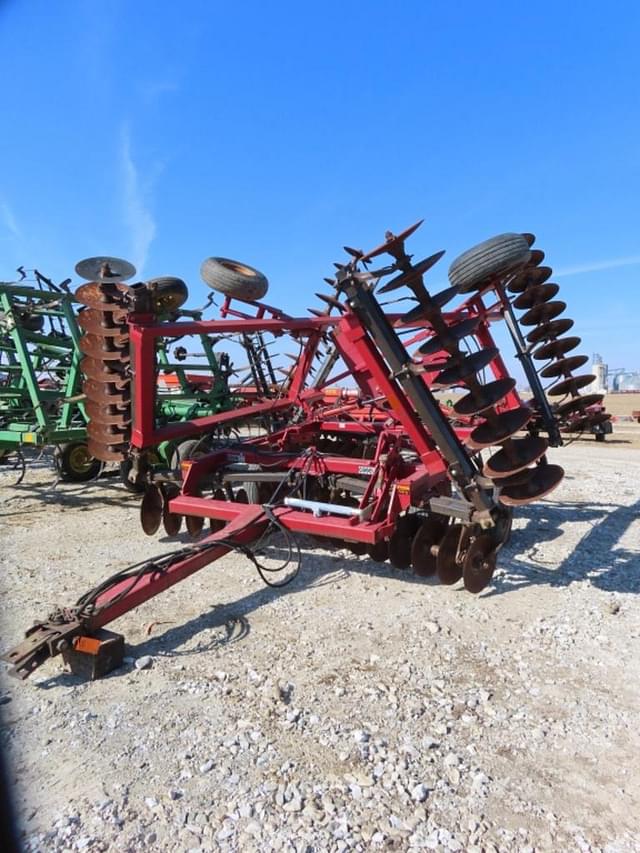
left=0, top=277, right=99, bottom=481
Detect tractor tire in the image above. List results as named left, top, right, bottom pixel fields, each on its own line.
left=448, top=233, right=531, bottom=293
left=55, top=441, right=103, bottom=482
left=170, top=438, right=210, bottom=475
left=200, top=257, right=268, bottom=302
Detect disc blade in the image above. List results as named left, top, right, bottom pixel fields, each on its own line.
left=388, top=514, right=421, bottom=569
left=79, top=334, right=129, bottom=360
left=378, top=251, right=446, bottom=293
left=520, top=300, right=567, bottom=327
left=435, top=347, right=499, bottom=386
left=75, top=282, right=129, bottom=310
left=366, top=540, right=389, bottom=562
left=512, top=283, right=560, bottom=310
left=528, top=249, right=545, bottom=265
left=498, top=463, right=564, bottom=506
left=360, top=220, right=425, bottom=261
left=436, top=523, right=465, bottom=585
left=453, top=378, right=516, bottom=416
left=140, top=484, right=163, bottom=535
left=77, top=309, right=129, bottom=337
left=87, top=421, right=130, bottom=443
left=507, top=265, right=552, bottom=293
left=82, top=379, right=130, bottom=405
left=533, top=336, right=581, bottom=361
left=75, top=256, right=136, bottom=283
left=80, top=357, right=129, bottom=387
left=163, top=503, right=183, bottom=536
left=468, top=406, right=532, bottom=448
left=315, top=293, right=345, bottom=312
left=483, top=435, right=548, bottom=478
left=411, top=516, right=448, bottom=577
left=555, top=393, right=604, bottom=418
left=547, top=374, right=596, bottom=397
left=417, top=317, right=481, bottom=356
left=186, top=514, right=205, bottom=537
left=84, top=399, right=131, bottom=426
left=539, top=354, right=589, bottom=378
left=521, top=233, right=536, bottom=247
left=463, top=534, right=497, bottom=593
left=87, top=438, right=128, bottom=462
left=526, top=318, right=574, bottom=345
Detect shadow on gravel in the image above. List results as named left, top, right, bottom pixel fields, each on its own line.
left=0, top=476, right=136, bottom=516
left=487, top=497, right=640, bottom=596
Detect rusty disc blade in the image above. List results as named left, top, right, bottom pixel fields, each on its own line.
left=411, top=516, right=448, bottom=577
left=539, top=354, right=589, bottom=378
left=436, top=523, right=465, bottom=585
left=75, top=282, right=129, bottom=310
left=315, top=293, right=345, bottom=312
left=528, top=249, right=545, bottom=265
left=512, top=283, right=559, bottom=310
left=378, top=250, right=446, bottom=293
left=417, top=317, right=481, bottom=356
left=366, top=540, right=389, bottom=562
left=433, top=285, right=460, bottom=308
left=186, top=514, right=205, bottom=537
left=484, top=435, right=548, bottom=478
left=499, top=463, right=564, bottom=507
left=526, top=317, right=574, bottom=345
left=520, top=300, right=567, bottom=327
left=555, top=393, right=604, bottom=418
left=401, top=303, right=431, bottom=325
left=435, top=347, right=499, bottom=386
left=547, top=373, right=596, bottom=397
left=586, top=411, right=611, bottom=426
left=163, top=503, right=183, bottom=536
left=521, top=233, right=536, bottom=247
left=77, top=309, right=129, bottom=337
left=87, top=438, right=128, bottom=462
left=469, top=406, right=532, bottom=448
left=360, top=220, right=424, bottom=261
left=453, top=378, right=516, bottom=416
left=84, top=399, right=131, bottom=426
left=463, top=534, right=497, bottom=593
left=533, top=336, right=581, bottom=361
left=82, top=379, right=130, bottom=405
left=87, top=421, right=130, bottom=443
left=79, top=333, right=129, bottom=360
left=80, top=357, right=129, bottom=387
left=141, top=484, right=163, bottom=535
left=507, top=265, right=553, bottom=293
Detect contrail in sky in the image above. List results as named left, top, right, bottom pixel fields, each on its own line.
left=120, top=124, right=156, bottom=276
left=554, top=255, right=640, bottom=277
left=1, top=200, right=22, bottom=241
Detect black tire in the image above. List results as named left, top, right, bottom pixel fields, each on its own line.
left=170, top=438, right=210, bottom=474
left=595, top=432, right=605, bottom=442
left=55, top=441, right=103, bottom=482
left=200, top=257, right=268, bottom=302
left=119, top=459, right=146, bottom=493
left=448, top=233, right=531, bottom=293
left=146, top=276, right=189, bottom=313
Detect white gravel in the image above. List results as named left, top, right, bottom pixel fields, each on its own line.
left=1, top=439, right=639, bottom=852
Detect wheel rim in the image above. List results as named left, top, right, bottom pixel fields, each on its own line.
left=68, top=444, right=95, bottom=475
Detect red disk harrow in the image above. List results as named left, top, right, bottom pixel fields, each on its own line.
left=3, top=222, right=610, bottom=681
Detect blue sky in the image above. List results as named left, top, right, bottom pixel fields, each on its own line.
left=1, top=0, right=638, bottom=377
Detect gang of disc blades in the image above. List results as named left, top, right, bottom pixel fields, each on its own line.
left=75, top=256, right=136, bottom=283
left=411, top=516, right=448, bottom=577
left=483, top=435, right=548, bottom=478
left=533, top=336, right=581, bottom=361
left=526, top=317, right=574, bottom=345
left=436, top=523, right=465, bottom=585
left=539, top=354, right=589, bottom=378
left=507, top=265, right=552, bottom=293
left=140, top=484, right=163, bottom=536
left=453, top=377, right=516, bottom=416
left=435, top=347, right=499, bottom=386
left=77, top=309, right=129, bottom=337
left=468, top=406, right=532, bottom=448
left=547, top=373, right=596, bottom=397
left=512, top=282, right=560, bottom=310
left=463, top=534, right=498, bottom=593
left=417, top=317, right=481, bottom=356
left=498, top=463, right=564, bottom=507
left=79, top=333, right=129, bottom=360
left=555, top=393, right=604, bottom=418
left=520, top=300, right=567, bottom=327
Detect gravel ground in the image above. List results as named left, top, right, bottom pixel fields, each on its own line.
left=1, top=435, right=639, bottom=853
